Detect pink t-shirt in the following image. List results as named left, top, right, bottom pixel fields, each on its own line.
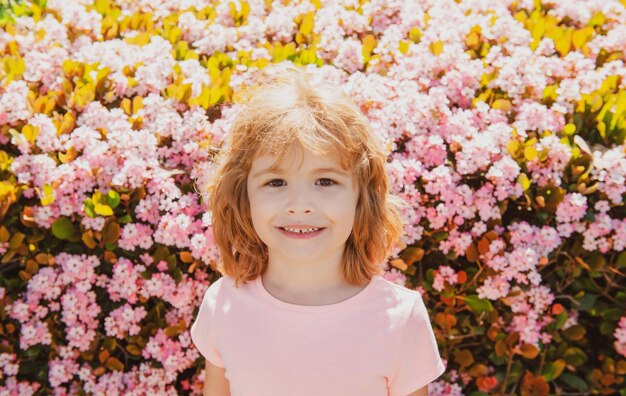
left=190, top=274, right=445, bottom=396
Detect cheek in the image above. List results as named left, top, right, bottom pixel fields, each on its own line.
left=248, top=193, right=275, bottom=221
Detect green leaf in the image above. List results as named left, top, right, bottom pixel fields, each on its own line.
left=458, top=294, right=494, bottom=313
left=563, top=347, right=587, bottom=366
left=554, top=312, right=568, bottom=330
left=83, top=198, right=96, bottom=217
left=118, top=214, right=132, bottom=224
left=617, top=251, right=626, bottom=268
left=576, top=293, right=598, bottom=311
left=600, top=320, right=616, bottom=335
left=431, top=231, right=449, bottom=241
left=102, top=337, right=117, bottom=351
left=51, top=217, right=76, bottom=240
left=104, top=242, right=117, bottom=251
left=560, top=373, right=588, bottom=391
left=542, top=359, right=565, bottom=381
left=107, top=190, right=120, bottom=208
left=602, top=308, right=624, bottom=321
left=26, top=345, right=41, bottom=357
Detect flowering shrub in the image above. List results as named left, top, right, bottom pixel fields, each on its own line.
left=1, top=0, right=625, bottom=394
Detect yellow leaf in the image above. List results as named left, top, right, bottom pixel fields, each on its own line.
left=563, top=123, right=576, bottom=135
left=429, top=40, right=444, bottom=56
left=57, top=111, right=76, bottom=136
left=22, top=124, right=40, bottom=143
left=58, top=147, right=77, bottom=164
left=589, top=93, right=603, bottom=112
left=299, top=12, right=314, bottom=36
left=132, top=96, right=143, bottom=113
left=572, top=29, right=588, bottom=50
left=597, top=121, right=606, bottom=139
left=409, top=27, right=421, bottom=43
left=362, top=34, right=377, bottom=53
left=0, top=151, right=12, bottom=172
left=0, top=182, right=15, bottom=198
left=40, top=184, right=55, bottom=206
left=62, top=59, right=77, bottom=77
left=44, top=97, right=56, bottom=114
left=542, top=84, right=558, bottom=101
left=168, top=26, right=182, bottom=44
left=524, top=146, right=538, bottom=161
left=492, top=99, right=512, bottom=112
left=121, top=98, right=132, bottom=116
left=588, top=12, right=605, bottom=27
left=518, top=173, right=531, bottom=190
left=507, top=140, right=520, bottom=156
left=514, top=10, right=527, bottom=23
left=93, top=190, right=103, bottom=204
left=531, top=20, right=545, bottom=41
left=398, top=40, right=410, bottom=55
left=94, top=203, right=113, bottom=216
left=466, top=31, right=480, bottom=48
left=555, top=34, right=571, bottom=57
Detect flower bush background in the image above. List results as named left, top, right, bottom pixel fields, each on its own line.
left=1, top=0, right=626, bottom=394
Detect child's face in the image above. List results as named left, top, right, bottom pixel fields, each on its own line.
left=246, top=146, right=359, bottom=268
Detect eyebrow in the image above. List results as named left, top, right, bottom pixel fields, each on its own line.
left=251, top=167, right=349, bottom=178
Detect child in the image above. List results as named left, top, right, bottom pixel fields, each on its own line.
left=191, top=64, right=445, bottom=396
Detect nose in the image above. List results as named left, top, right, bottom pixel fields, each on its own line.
left=285, top=184, right=316, bottom=215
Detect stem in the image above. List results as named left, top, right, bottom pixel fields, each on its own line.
left=537, top=346, right=547, bottom=377
left=499, top=352, right=514, bottom=395
left=587, top=275, right=619, bottom=305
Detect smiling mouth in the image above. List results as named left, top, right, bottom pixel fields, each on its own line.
left=279, top=226, right=325, bottom=234
left=276, top=227, right=326, bottom=238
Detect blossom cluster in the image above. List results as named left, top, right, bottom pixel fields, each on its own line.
left=1, top=0, right=625, bottom=394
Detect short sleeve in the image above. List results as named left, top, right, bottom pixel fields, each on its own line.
left=388, top=294, right=445, bottom=396
left=190, top=281, right=225, bottom=367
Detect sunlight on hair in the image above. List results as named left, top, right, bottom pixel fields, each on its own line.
left=197, top=64, right=409, bottom=288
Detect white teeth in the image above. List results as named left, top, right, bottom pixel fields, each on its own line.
left=283, top=227, right=320, bottom=233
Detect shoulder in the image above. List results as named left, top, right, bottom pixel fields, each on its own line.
left=199, top=275, right=231, bottom=305
left=373, top=276, right=424, bottom=305
left=199, top=275, right=256, bottom=305
left=370, top=276, right=427, bottom=319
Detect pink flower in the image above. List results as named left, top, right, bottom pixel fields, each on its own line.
left=106, top=258, right=145, bottom=304
left=433, top=266, right=458, bottom=292
left=105, top=304, right=148, bottom=339
left=615, top=317, right=626, bottom=358
left=0, top=80, right=31, bottom=125
left=557, top=193, right=587, bottom=224
left=382, top=268, right=407, bottom=286
left=334, top=38, right=364, bottom=74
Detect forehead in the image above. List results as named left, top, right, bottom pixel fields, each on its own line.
left=250, top=145, right=345, bottom=171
